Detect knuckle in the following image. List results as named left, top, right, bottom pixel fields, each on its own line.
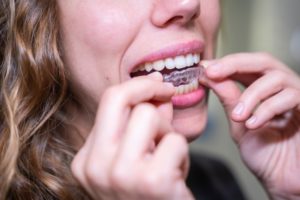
left=85, top=164, right=99, bottom=182
left=162, top=134, right=189, bottom=158
left=85, top=163, right=109, bottom=190
left=273, top=71, right=286, bottom=87
left=109, top=166, right=132, bottom=190
left=168, top=133, right=187, bottom=145
left=70, top=157, right=82, bottom=180
left=172, top=134, right=188, bottom=153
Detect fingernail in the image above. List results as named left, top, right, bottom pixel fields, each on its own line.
left=233, top=102, right=244, bottom=116
left=201, top=62, right=210, bottom=69
left=246, top=116, right=257, bottom=126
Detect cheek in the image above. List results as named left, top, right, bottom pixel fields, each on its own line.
left=200, top=0, right=221, bottom=38
left=59, top=2, right=144, bottom=104
left=74, top=5, right=140, bottom=55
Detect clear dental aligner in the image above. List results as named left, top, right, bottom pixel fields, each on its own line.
left=163, top=66, right=204, bottom=87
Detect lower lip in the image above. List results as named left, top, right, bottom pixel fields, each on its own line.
left=171, top=86, right=206, bottom=108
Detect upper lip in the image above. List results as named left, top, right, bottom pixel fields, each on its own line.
left=129, top=40, right=204, bottom=73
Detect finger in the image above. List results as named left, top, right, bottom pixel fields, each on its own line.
left=201, top=77, right=246, bottom=142
left=95, top=76, right=175, bottom=141
left=71, top=134, right=96, bottom=196
left=121, top=73, right=175, bottom=103
left=202, top=77, right=242, bottom=115
left=151, top=101, right=173, bottom=124
left=245, top=88, right=300, bottom=129
left=231, top=71, right=286, bottom=121
left=116, top=103, right=173, bottom=163
left=202, top=53, right=285, bottom=80
left=172, top=181, right=194, bottom=200
left=81, top=77, right=175, bottom=194
left=152, top=133, right=189, bottom=178
left=90, top=75, right=175, bottom=165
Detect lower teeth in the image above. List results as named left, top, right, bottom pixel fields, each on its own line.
left=174, top=80, right=199, bottom=95
left=163, top=66, right=203, bottom=86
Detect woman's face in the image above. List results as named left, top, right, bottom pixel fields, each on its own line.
left=58, top=0, right=220, bottom=140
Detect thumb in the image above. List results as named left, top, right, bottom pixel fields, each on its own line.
left=200, top=76, right=246, bottom=143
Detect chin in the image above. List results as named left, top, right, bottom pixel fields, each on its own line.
left=172, top=100, right=208, bottom=142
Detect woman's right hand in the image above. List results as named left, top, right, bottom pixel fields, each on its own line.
left=71, top=73, right=193, bottom=200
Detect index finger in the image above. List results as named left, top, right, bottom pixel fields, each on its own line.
left=202, top=52, right=285, bottom=80
left=94, top=74, right=175, bottom=142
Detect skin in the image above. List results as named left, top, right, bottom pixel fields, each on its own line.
left=58, top=0, right=220, bottom=140
left=57, top=0, right=300, bottom=199
left=202, top=55, right=300, bottom=199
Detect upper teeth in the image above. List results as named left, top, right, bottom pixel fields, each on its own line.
left=134, top=53, right=201, bottom=72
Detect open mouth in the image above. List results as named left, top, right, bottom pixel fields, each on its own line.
left=130, top=53, right=203, bottom=96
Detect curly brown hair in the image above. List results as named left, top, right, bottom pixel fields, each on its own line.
left=0, top=0, right=88, bottom=199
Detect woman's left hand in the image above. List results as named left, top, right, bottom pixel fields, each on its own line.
left=201, top=53, right=300, bottom=200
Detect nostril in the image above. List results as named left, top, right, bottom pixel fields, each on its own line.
left=164, top=13, right=198, bottom=27
left=165, top=16, right=184, bottom=26
left=151, top=0, right=200, bottom=28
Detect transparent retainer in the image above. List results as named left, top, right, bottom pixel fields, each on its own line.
left=163, top=66, right=204, bottom=86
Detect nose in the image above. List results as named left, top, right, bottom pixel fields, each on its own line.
left=151, top=0, right=200, bottom=27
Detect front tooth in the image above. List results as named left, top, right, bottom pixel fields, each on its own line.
left=188, top=82, right=194, bottom=93
left=145, top=63, right=153, bottom=72
left=165, top=58, right=176, bottom=69
left=186, top=54, right=194, bottom=67
left=183, top=84, right=189, bottom=94
left=175, top=87, right=179, bottom=95
left=193, top=54, right=200, bottom=64
left=178, top=85, right=184, bottom=95
left=193, top=81, right=199, bottom=90
left=191, top=81, right=197, bottom=90
left=153, top=60, right=165, bottom=71
left=175, top=56, right=186, bottom=69
left=194, top=80, right=199, bottom=89
left=190, top=80, right=195, bottom=90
